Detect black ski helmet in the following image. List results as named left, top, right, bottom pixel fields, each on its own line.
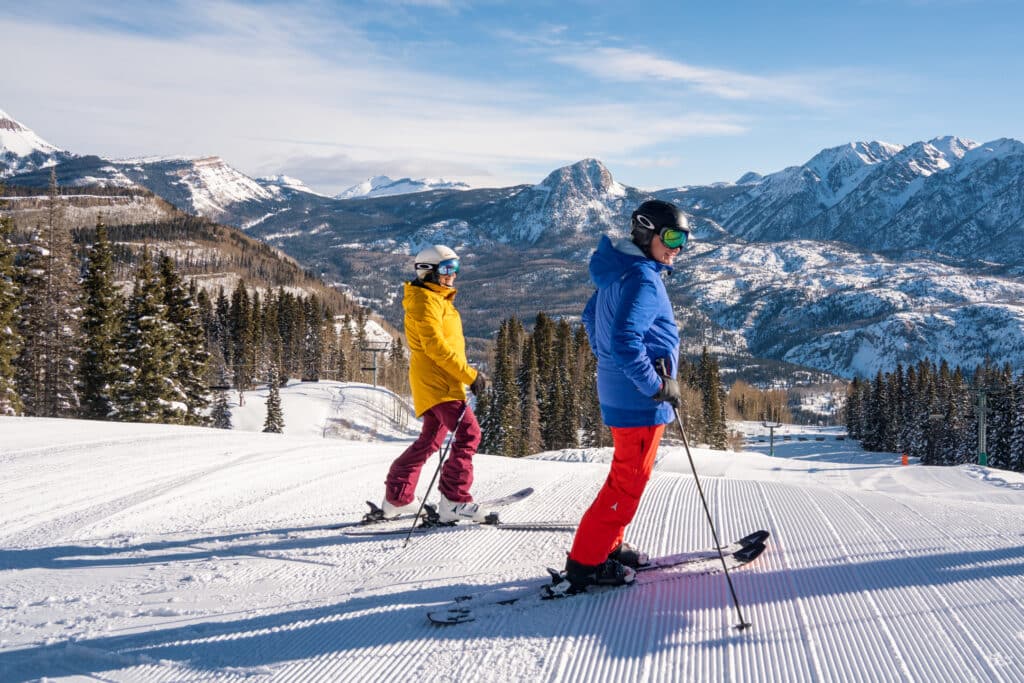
left=630, top=200, right=688, bottom=255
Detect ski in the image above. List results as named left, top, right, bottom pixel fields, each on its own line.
left=342, top=519, right=577, bottom=537
left=427, top=530, right=769, bottom=625
left=339, top=487, right=548, bottom=536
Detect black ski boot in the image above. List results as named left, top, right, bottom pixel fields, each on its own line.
left=607, top=541, right=650, bottom=569
left=557, top=557, right=636, bottom=594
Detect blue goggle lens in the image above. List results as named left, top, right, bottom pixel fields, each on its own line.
left=436, top=258, right=460, bottom=275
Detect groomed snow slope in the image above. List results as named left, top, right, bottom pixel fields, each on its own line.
left=2, top=383, right=1023, bottom=682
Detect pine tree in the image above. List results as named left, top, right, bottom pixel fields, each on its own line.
left=516, top=336, right=543, bottom=455
left=78, top=218, right=123, bottom=419
left=698, top=348, right=727, bottom=449
left=0, top=200, right=22, bottom=416
left=263, top=364, right=284, bottom=433
left=212, top=287, right=232, bottom=387
left=15, top=171, right=80, bottom=417
left=113, top=252, right=176, bottom=423
left=532, top=313, right=556, bottom=446
left=862, top=370, right=889, bottom=451
left=14, top=231, right=46, bottom=414
left=161, top=257, right=211, bottom=424
left=475, top=385, right=496, bottom=453
left=302, top=296, right=323, bottom=381
left=211, top=389, right=232, bottom=429
left=845, top=378, right=862, bottom=440
left=1010, top=374, right=1024, bottom=473
left=230, top=281, right=255, bottom=402
left=491, top=319, right=522, bottom=455
left=576, top=325, right=610, bottom=447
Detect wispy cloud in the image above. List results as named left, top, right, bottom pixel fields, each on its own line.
left=2, top=2, right=751, bottom=191
left=554, top=47, right=839, bottom=106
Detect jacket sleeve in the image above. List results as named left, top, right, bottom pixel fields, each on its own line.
left=414, top=295, right=478, bottom=386
left=610, top=270, right=663, bottom=398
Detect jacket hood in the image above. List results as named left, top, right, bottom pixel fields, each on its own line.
left=589, top=235, right=671, bottom=289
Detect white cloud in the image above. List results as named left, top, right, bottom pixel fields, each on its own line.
left=554, top=47, right=840, bottom=106
left=1, top=3, right=750, bottom=193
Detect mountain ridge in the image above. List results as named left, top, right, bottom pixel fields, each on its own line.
left=4, top=107, right=1024, bottom=379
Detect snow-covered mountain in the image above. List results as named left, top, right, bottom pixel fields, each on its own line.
left=257, top=174, right=328, bottom=198
left=336, top=175, right=471, bottom=200
left=677, top=240, right=1024, bottom=377
left=6, top=103, right=1024, bottom=379
left=114, top=156, right=275, bottom=221
left=660, top=135, right=1024, bottom=264
left=0, top=109, right=71, bottom=177
left=227, top=155, right=1024, bottom=378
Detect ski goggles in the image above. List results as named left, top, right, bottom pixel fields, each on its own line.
left=657, top=226, right=689, bottom=249
left=436, top=257, right=460, bottom=275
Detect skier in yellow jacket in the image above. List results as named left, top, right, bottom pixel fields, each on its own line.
left=382, top=245, right=489, bottom=523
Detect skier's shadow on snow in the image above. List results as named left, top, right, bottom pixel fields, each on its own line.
left=3, top=543, right=1024, bottom=681
left=0, top=522, right=408, bottom=571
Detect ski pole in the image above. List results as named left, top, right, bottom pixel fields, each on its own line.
left=656, top=358, right=752, bottom=631
left=403, top=401, right=469, bottom=547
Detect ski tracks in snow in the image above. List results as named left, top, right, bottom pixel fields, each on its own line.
left=4, top=417, right=1024, bottom=681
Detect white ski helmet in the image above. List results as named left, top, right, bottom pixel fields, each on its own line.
left=414, top=244, right=460, bottom=280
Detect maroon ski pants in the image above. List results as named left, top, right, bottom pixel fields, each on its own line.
left=568, top=423, right=665, bottom=566
left=385, top=399, right=481, bottom=505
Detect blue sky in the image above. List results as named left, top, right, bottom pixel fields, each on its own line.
left=3, top=0, right=1022, bottom=194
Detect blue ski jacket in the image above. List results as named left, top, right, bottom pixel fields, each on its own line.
left=582, top=235, right=680, bottom=428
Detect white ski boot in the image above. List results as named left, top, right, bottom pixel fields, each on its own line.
left=381, top=497, right=422, bottom=519
left=437, top=494, right=487, bottom=523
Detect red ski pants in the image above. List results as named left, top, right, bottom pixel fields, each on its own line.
left=385, top=400, right=481, bottom=505
left=568, top=423, right=665, bottom=566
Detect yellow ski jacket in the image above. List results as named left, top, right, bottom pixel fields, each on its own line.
left=403, top=280, right=478, bottom=416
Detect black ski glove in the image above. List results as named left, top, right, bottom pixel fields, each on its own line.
left=470, top=370, right=489, bottom=395
left=652, top=376, right=681, bottom=409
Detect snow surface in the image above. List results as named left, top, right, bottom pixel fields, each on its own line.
left=2, top=386, right=1024, bottom=681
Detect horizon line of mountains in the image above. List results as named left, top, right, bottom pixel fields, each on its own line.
left=3, top=107, right=1024, bottom=382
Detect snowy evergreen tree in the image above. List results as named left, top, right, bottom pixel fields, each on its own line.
left=79, top=219, right=123, bottom=420
left=490, top=319, right=522, bottom=455
left=576, top=325, right=610, bottom=447
left=15, top=171, right=80, bottom=417
left=516, top=339, right=543, bottom=456
left=698, top=347, right=727, bottom=449
left=160, top=257, right=210, bottom=424
left=302, top=296, right=323, bottom=381
left=212, top=287, right=233, bottom=387
left=230, top=281, right=255, bottom=402
left=845, top=378, right=862, bottom=440
left=263, top=364, right=284, bottom=433
left=531, top=313, right=556, bottom=447
left=1010, top=374, right=1024, bottom=473
left=211, top=389, right=232, bottom=429
left=0, top=203, right=22, bottom=416
left=548, top=319, right=579, bottom=450
left=113, top=252, right=176, bottom=423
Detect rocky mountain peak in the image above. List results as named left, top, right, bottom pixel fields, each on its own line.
left=536, top=158, right=621, bottom=197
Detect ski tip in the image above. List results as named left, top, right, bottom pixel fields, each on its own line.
left=739, top=530, right=771, bottom=547
left=733, top=541, right=766, bottom=562
left=427, top=609, right=474, bottom=625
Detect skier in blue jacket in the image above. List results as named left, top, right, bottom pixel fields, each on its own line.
left=558, top=199, right=688, bottom=592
